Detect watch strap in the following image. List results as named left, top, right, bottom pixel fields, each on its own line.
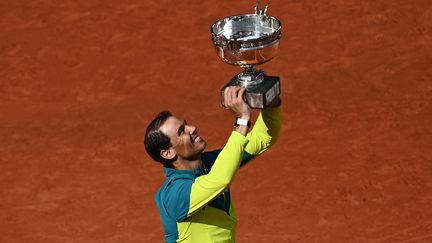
left=234, top=117, right=251, bottom=128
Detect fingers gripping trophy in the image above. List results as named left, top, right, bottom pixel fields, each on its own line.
left=211, top=0, right=282, bottom=109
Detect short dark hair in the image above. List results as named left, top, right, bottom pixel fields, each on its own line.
left=144, top=111, right=175, bottom=168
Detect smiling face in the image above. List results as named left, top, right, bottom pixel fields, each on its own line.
left=159, top=116, right=207, bottom=162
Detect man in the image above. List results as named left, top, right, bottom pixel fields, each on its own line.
left=144, top=86, right=282, bottom=242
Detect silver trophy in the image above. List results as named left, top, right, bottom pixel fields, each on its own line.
left=211, top=0, right=282, bottom=108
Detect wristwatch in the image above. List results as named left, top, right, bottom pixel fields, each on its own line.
left=234, top=117, right=251, bottom=128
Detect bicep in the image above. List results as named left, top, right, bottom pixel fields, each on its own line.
left=188, top=171, right=230, bottom=216
left=187, top=132, right=248, bottom=216
left=188, top=151, right=254, bottom=214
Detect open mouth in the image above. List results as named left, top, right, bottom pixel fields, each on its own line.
left=193, top=136, right=201, bottom=143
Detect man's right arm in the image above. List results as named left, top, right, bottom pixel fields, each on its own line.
left=187, top=86, right=251, bottom=217
left=187, top=131, right=248, bottom=216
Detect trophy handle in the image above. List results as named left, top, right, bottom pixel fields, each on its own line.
left=212, top=34, right=242, bottom=52
left=254, top=0, right=270, bottom=15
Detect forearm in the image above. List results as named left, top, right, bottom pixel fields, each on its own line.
left=245, top=104, right=282, bottom=156
left=188, top=131, right=248, bottom=215
left=188, top=86, right=251, bottom=216
left=233, top=113, right=251, bottom=137
left=205, top=131, right=248, bottom=185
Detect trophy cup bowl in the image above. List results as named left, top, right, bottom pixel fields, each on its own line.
left=211, top=11, right=282, bottom=108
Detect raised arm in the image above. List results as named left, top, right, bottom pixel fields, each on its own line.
left=191, top=99, right=282, bottom=170
left=187, top=131, right=247, bottom=216
left=187, top=87, right=251, bottom=217
left=246, top=102, right=282, bottom=154
left=241, top=98, right=282, bottom=166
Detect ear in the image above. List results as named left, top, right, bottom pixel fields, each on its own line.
left=160, top=147, right=177, bottom=160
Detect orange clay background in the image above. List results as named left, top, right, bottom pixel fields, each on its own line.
left=1, top=0, right=432, bottom=242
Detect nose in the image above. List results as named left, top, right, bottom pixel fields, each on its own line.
left=186, top=125, right=197, bottom=135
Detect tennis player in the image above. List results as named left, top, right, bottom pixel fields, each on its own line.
left=144, top=86, right=282, bottom=242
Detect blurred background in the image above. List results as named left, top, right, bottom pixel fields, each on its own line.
left=1, top=0, right=431, bottom=242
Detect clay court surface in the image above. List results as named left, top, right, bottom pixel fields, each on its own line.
left=1, top=0, right=432, bottom=242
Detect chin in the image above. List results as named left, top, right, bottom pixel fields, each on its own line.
left=198, top=141, right=207, bottom=153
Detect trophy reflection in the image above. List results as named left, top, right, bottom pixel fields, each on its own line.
left=211, top=0, right=282, bottom=108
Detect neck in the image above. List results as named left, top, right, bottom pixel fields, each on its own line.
left=173, top=156, right=202, bottom=171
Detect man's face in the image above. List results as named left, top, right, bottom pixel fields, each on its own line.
left=159, top=116, right=207, bottom=160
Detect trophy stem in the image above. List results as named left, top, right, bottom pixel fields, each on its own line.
left=236, top=66, right=264, bottom=87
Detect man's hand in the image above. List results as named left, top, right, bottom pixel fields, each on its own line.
left=224, top=86, right=251, bottom=136
left=224, top=86, right=251, bottom=119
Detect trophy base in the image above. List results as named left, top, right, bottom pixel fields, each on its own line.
left=221, top=74, right=280, bottom=109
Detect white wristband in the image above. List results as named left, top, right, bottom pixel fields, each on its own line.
left=234, top=117, right=251, bottom=128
